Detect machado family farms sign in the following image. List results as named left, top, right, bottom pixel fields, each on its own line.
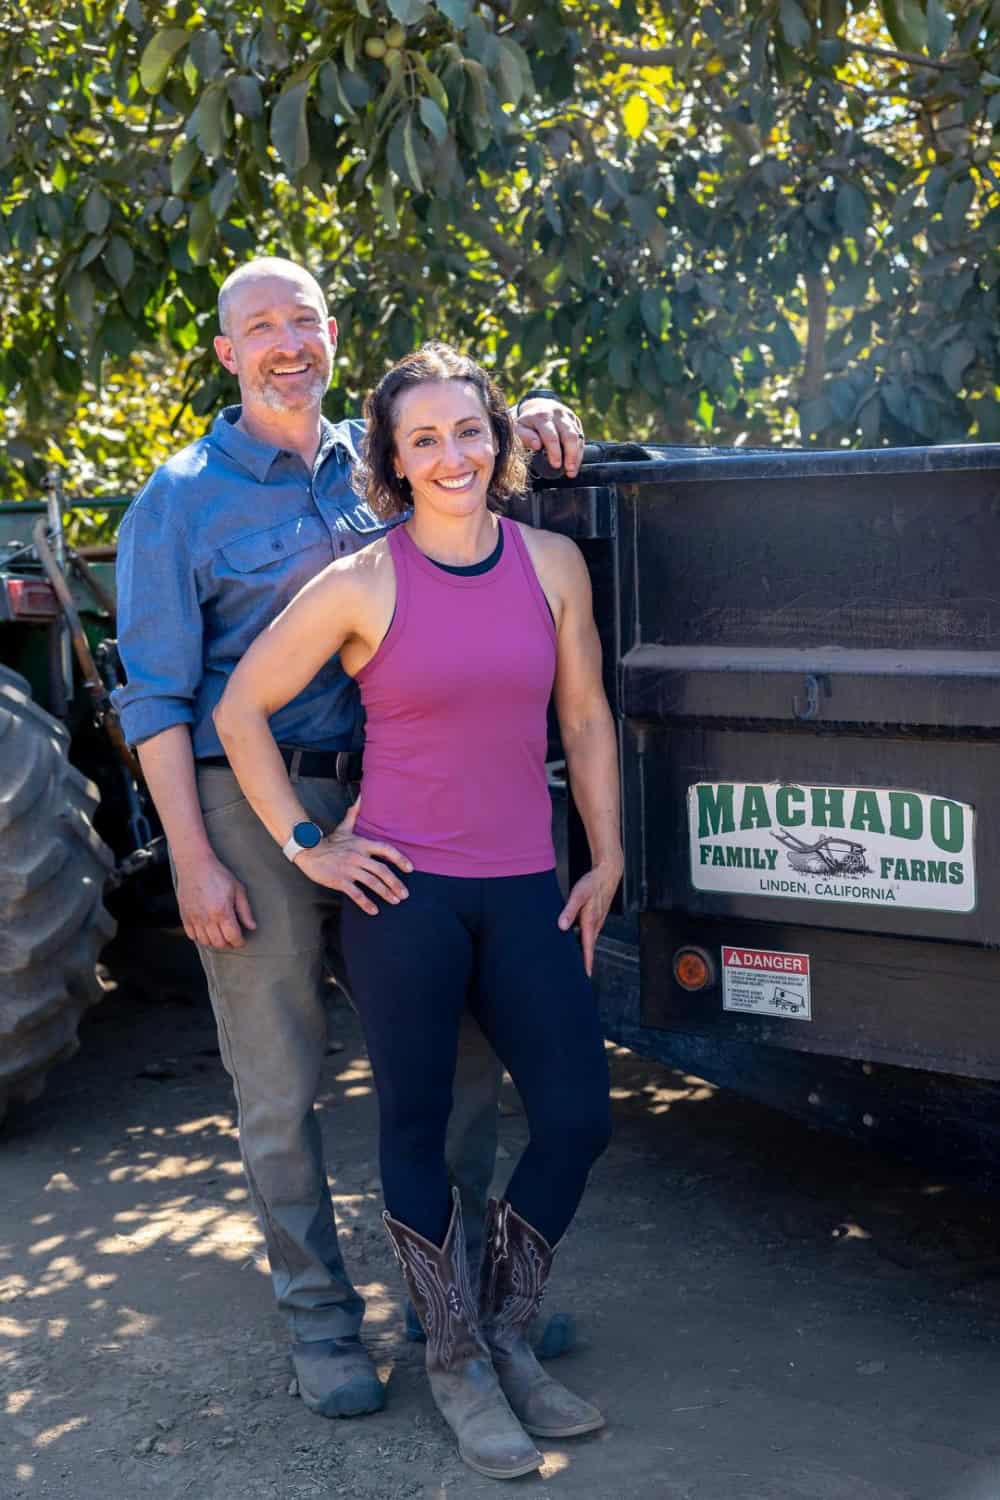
left=688, top=781, right=976, bottom=913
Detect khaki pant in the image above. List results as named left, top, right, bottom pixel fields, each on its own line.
left=192, top=765, right=502, bottom=1340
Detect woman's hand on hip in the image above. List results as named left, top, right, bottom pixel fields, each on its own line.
left=557, top=856, right=623, bottom=976
left=294, top=801, right=412, bottom=914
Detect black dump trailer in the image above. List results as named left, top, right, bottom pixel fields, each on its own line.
left=513, top=441, right=1000, bottom=1186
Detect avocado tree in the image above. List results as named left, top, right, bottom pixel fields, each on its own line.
left=2, top=0, right=999, bottom=505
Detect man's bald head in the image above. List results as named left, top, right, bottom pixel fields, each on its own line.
left=217, top=257, right=328, bottom=337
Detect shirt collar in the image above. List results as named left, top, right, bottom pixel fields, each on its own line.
left=209, top=406, right=351, bottom=481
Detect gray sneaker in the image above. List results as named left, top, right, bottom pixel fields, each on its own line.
left=291, top=1336, right=386, bottom=1418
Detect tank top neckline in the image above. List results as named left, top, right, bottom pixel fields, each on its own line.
left=395, top=516, right=511, bottom=589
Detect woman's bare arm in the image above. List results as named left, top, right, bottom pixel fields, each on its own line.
left=528, top=529, right=623, bottom=974
left=213, top=550, right=411, bottom=912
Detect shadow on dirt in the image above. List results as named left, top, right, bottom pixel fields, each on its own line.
left=2, top=927, right=1000, bottom=1499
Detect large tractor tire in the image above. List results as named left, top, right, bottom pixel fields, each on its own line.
left=0, top=667, right=116, bottom=1124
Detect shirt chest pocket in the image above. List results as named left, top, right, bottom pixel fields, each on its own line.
left=220, top=514, right=327, bottom=573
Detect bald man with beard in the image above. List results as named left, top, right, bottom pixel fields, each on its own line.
left=113, top=258, right=586, bottom=1419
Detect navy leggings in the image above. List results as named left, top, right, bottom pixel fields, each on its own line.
left=341, top=869, right=612, bottom=1248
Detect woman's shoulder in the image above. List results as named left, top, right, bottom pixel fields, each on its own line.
left=510, top=518, right=584, bottom=577
left=303, top=533, right=394, bottom=609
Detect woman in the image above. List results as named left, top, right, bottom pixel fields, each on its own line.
left=214, top=343, right=622, bottom=1480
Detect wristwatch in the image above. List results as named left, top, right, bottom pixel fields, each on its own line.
left=282, top=820, right=324, bottom=862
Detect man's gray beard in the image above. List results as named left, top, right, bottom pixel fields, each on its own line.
left=253, top=366, right=330, bottom=412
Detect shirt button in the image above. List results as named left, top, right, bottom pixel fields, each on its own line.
left=272, top=540, right=283, bottom=551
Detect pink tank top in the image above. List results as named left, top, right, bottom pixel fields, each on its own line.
left=353, top=517, right=557, bottom=877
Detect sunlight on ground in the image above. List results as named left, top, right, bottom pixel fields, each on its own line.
left=35, top=1416, right=88, bottom=1447
left=96, top=1198, right=260, bottom=1261
left=43, top=1172, right=78, bottom=1194
left=335, top=1061, right=373, bottom=1082
left=541, top=1449, right=571, bottom=1476
left=355, top=1282, right=394, bottom=1325
left=833, top=1221, right=871, bottom=1241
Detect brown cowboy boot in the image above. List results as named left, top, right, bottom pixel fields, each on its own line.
left=480, top=1199, right=604, bottom=1440
left=383, top=1190, right=542, bottom=1480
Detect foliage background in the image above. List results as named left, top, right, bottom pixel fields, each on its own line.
left=2, top=0, right=999, bottom=510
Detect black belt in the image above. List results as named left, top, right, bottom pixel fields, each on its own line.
left=199, top=745, right=363, bottom=782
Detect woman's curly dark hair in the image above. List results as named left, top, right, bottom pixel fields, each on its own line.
left=356, top=342, right=528, bottom=519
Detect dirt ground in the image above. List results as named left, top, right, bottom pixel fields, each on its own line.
left=5, top=931, right=1000, bottom=1500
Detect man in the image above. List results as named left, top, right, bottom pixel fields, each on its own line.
left=113, top=257, right=586, bottom=1419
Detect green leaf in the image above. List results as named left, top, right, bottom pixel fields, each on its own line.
left=190, top=29, right=223, bottom=79
left=104, top=235, right=134, bottom=290
left=941, top=337, right=975, bottom=392
left=171, top=139, right=201, bottom=196
left=83, top=186, right=111, bottom=237
left=228, top=75, right=264, bottom=119
left=835, top=181, right=869, bottom=238
left=942, top=176, right=974, bottom=239
left=271, top=80, right=312, bottom=175
left=192, top=82, right=228, bottom=158
left=640, top=289, right=665, bottom=337
left=418, top=95, right=448, bottom=142
left=881, top=0, right=926, bottom=52
left=210, top=168, right=238, bottom=220
left=139, top=28, right=190, bottom=94
left=403, top=113, right=424, bottom=195
left=67, top=270, right=95, bottom=327
left=623, top=94, right=649, bottom=139
left=779, top=0, right=812, bottom=49
left=434, top=0, right=472, bottom=27
left=78, top=235, right=107, bottom=269
left=160, top=197, right=185, bottom=227
left=609, top=345, right=633, bottom=388
left=799, top=396, right=834, bottom=435
left=387, top=0, right=426, bottom=21
left=376, top=176, right=398, bottom=235
left=496, top=37, right=526, bottom=105
left=187, top=197, right=216, bottom=266
left=925, top=0, right=953, bottom=56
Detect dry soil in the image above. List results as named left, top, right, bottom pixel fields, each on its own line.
left=4, top=929, right=1000, bottom=1500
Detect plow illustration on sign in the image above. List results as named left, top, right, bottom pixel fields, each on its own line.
left=771, top=830, right=871, bottom=878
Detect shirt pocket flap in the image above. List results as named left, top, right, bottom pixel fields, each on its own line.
left=338, top=497, right=390, bottom=536
left=221, top=514, right=326, bottom=573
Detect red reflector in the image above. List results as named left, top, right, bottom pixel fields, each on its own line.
left=673, top=947, right=714, bottom=991
left=5, top=578, right=60, bottom=619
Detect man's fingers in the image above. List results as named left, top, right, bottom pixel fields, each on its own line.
left=515, top=419, right=543, bottom=451
left=538, top=418, right=563, bottom=469
left=558, top=414, right=585, bottom=477
left=234, top=882, right=256, bottom=931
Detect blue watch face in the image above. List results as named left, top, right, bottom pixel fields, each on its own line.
left=293, top=821, right=323, bottom=850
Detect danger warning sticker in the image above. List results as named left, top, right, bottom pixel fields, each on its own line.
left=721, top=946, right=811, bottom=1021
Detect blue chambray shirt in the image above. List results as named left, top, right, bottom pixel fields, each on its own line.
left=113, top=406, right=388, bottom=758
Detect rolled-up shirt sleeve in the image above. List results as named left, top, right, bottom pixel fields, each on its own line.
left=112, top=500, right=203, bottom=747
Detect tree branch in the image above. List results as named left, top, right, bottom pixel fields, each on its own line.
left=846, top=40, right=953, bottom=72
left=802, top=273, right=828, bottom=401
left=600, top=44, right=681, bottom=67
